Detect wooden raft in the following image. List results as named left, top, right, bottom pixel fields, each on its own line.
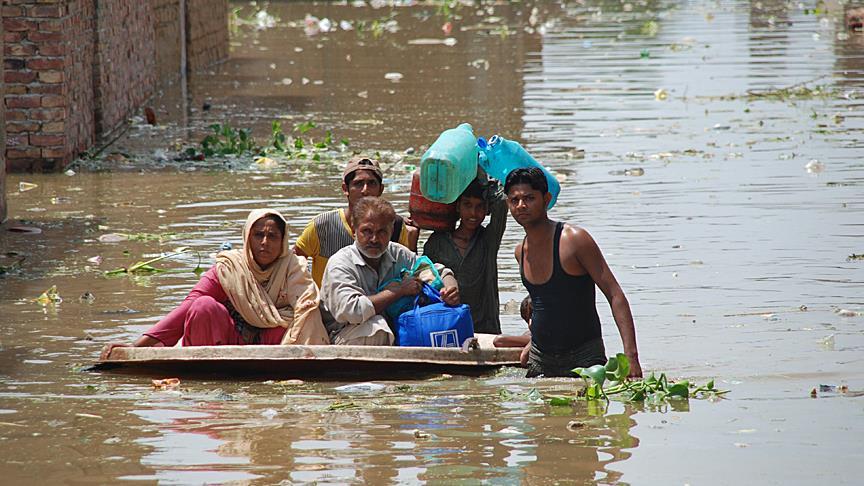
left=96, top=334, right=523, bottom=379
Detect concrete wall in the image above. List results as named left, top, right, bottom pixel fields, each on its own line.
left=2, top=0, right=228, bottom=172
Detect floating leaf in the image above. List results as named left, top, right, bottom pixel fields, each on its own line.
left=548, top=395, right=573, bottom=407
left=35, top=285, right=62, bottom=305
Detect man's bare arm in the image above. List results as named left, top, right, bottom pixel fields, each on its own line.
left=562, top=226, right=642, bottom=378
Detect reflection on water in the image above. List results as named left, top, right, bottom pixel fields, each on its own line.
left=1, top=0, right=863, bottom=483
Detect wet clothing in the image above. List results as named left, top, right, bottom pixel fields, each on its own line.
left=423, top=196, right=507, bottom=334
left=520, top=221, right=604, bottom=376
left=295, top=208, right=411, bottom=287
left=525, top=338, right=606, bottom=378
left=144, top=268, right=288, bottom=346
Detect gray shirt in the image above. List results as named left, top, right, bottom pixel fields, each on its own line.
left=422, top=196, right=507, bottom=334
left=320, top=242, right=418, bottom=330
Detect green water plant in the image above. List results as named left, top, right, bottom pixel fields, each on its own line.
left=547, top=354, right=728, bottom=407
left=105, top=247, right=204, bottom=277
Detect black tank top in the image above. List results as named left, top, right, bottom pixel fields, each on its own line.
left=520, top=222, right=602, bottom=354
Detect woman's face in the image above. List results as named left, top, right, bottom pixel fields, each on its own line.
left=249, top=217, right=284, bottom=269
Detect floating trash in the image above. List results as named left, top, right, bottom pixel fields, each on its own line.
left=835, top=309, right=858, bottom=317
left=151, top=378, right=181, bottom=390
left=384, top=72, right=403, bottom=82
left=79, top=291, right=96, bottom=304
left=334, top=382, right=385, bottom=393
left=261, top=408, right=279, bottom=420
left=35, top=285, right=62, bottom=305
left=98, top=233, right=127, bottom=243
left=624, top=167, right=645, bottom=176
left=654, top=88, right=668, bottom=101
left=805, top=159, right=825, bottom=173
left=19, top=182, right=38, bottom=192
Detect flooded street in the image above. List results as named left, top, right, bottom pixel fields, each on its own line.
left=1, top=0, right=863, bottom=483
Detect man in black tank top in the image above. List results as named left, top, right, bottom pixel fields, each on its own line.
left=504, top=167, right=643, bottom=378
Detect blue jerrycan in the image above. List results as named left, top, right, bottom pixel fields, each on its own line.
left=420, top=123, right=479, bottom=204
left=477, top=135, right=560, bottom=210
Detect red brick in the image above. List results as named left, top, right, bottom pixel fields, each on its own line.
left=37, top=42, right=64, bottom=56
left=27, top=57, right=65, bottom=70
left=4, top=31, right=24, bottom=43
left=27, top=31, right=63, bottom=42
left=5, top=110, right=28, bottom=121
left=4, top=58, right=25, bottom=70
left=38, top=21, right=64, bottom=32
left=6, top=95, right=42, bottom=108
left=28, top=5, right=65, bottom=18
left=41, top=94, right=65, bottom=107
left=41, top=121, right=65, bottom=133
left=31, top=108, right=65, bottom=121
left=29, top=83, right=64, bottom=95
left=6, top=85, right=27, bottom=95
left=37, top=70, right=63, bottom=83
left=6, top=134, right=29, bottom=147
left=3, top=18, right=37, bottom=32
left=5, top=70, right=37, bottom=83
left=7, top=121, right=40, bottom=133
left=7, top=148, right=42, bottom=159
left=4, top=43, right=35, bottom=57
left=41, top=148, right=69, bottom=159
left=30, top=134, right=65, bottom=147
left=2, top=6, right=25, bottom=16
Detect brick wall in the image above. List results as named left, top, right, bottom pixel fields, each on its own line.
left=93, top=1, right=156, bottom=136
left=186, top=0, right=228, bottom=71
left=154, top=0, right=183, bottom=82
left=3, top=1, right=96, bottom=171
left=1, top=15, right=5, bottom=222
left=2, top=0, right=229, bottom=172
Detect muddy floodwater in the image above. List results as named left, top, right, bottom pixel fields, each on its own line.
left=2, top=0, right=863, bottom=483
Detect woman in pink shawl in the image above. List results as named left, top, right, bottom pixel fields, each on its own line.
left=100, top=209, right=330, bottom=358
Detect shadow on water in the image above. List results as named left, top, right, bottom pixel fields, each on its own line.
left=1, top=0, right=863, bottom=483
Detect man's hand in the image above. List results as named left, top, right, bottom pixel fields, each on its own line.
left=99, top=342, right=129, bottom=361
left=439, top=286, right=460, bottom=306
left=396, top=277, right=422, bottom=297
left=520, top=343, right=530, bottom=367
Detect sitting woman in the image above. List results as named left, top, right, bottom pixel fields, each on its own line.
left=423, top=177, right=507, bottom=334
left=101, top=209, right=329, bottom=358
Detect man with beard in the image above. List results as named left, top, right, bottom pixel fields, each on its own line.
left=320, top=197, right=460, bottom=345
left=505, top=167, right=642, bottom=378
left=294, top=155, right=419, bottom=287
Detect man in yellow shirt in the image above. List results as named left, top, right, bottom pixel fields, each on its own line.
left=294, top=156, right=419, bottom=286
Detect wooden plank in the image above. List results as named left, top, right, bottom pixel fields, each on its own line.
left=95, top=335, right=524, bottom=379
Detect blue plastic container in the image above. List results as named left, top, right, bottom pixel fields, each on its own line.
left=420, top=123, right=479, bottom=204
left=477, top=135, right=560, bottom=209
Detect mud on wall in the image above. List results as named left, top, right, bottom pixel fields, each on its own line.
left=2, top=0, right=228, bottom=172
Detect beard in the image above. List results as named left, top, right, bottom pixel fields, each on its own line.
left=356, top=241, right=385, bottom=259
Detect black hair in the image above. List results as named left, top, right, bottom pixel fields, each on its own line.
left=520, top=295, right=533, bottom=324
left=459, top=178, right=486, bottom=201
left=504, top=167, right=547, bottom=195
left=261, top=214, right=287, bottom=238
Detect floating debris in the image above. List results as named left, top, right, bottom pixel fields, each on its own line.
left=151, top=378, right=181, bottom=390
left=413, top=429, right=431, bottom=439
left=805, top=159, right=825, bottom=173
left=835, top=309, right=858, bottom=317
left=35, top=285, right=62, bottom=305
left=654, top=88, right=668, bottom=101
left=18, top=182, right=38, bottom=192
left=384, top=72, right=403, bottom=82
left=79, top=291, right=96, bottom=304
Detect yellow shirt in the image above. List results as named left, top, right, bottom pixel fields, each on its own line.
left=295, top=208, right=411, bottom=287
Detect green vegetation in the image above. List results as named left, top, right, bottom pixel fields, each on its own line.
left=547, top=354, right=727, bottom=408
left=186, top=121, right=349, bottom=162
left=105, top=247, right=204, bottom=277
